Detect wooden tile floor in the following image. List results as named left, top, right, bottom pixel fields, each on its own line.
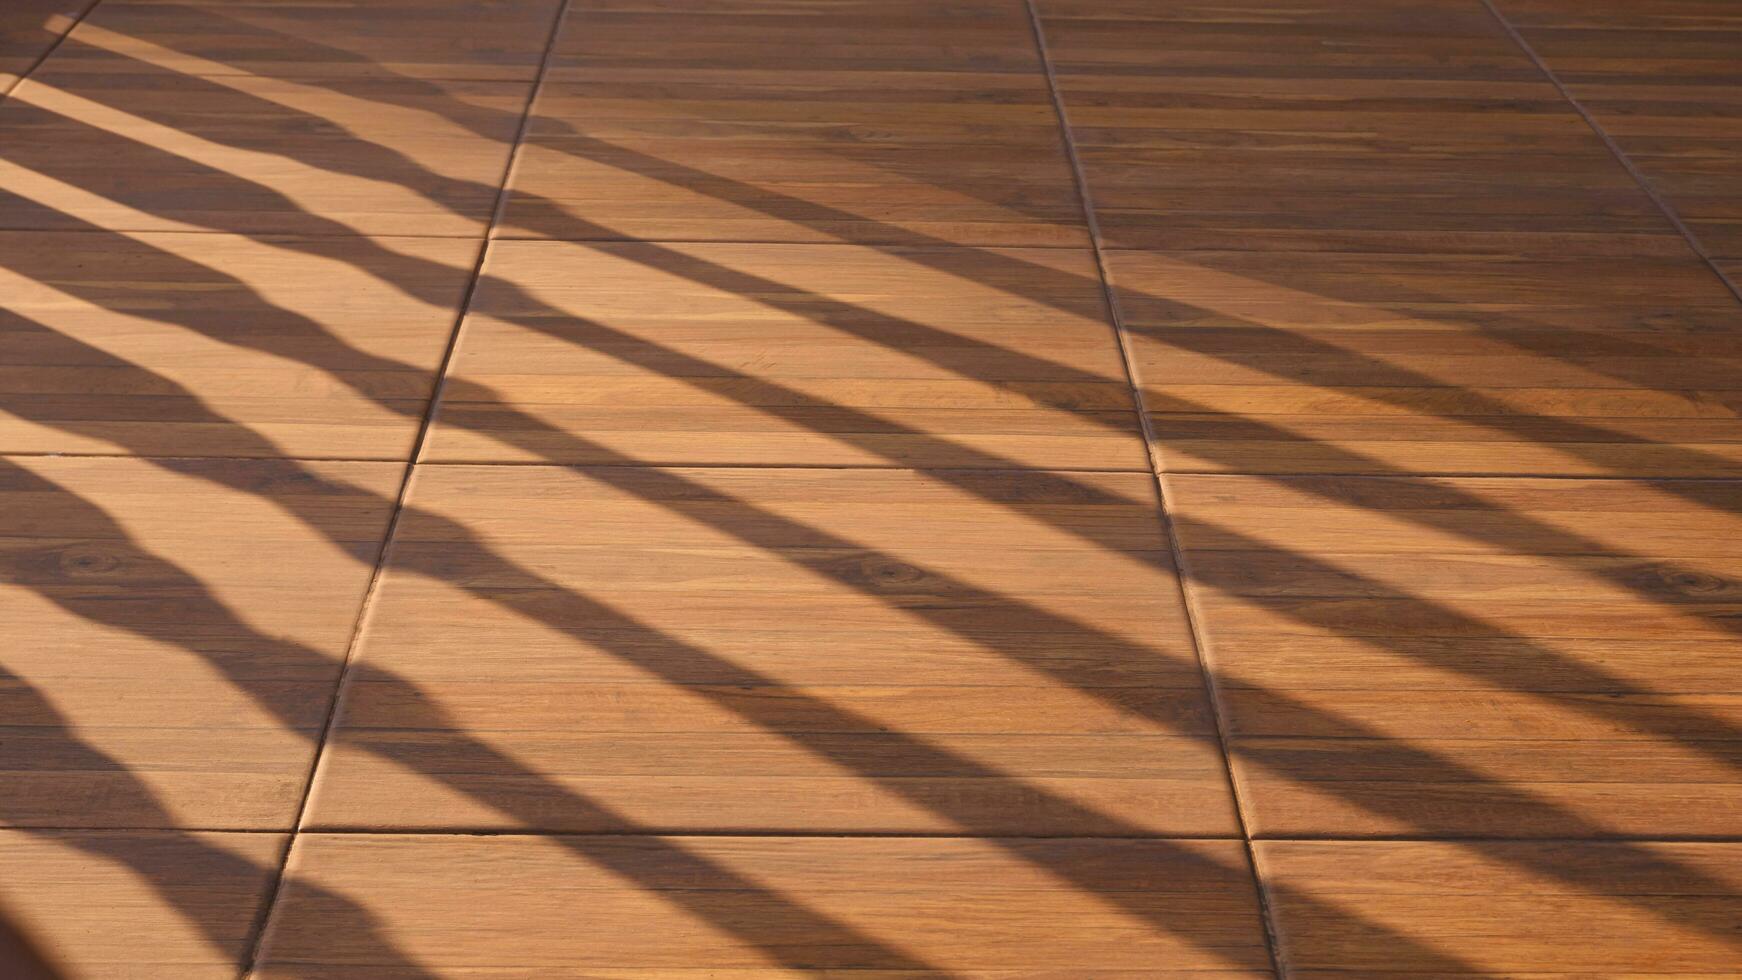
left=0, top=1, right=1738, bottom=977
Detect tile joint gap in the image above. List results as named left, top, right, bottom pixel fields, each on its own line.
left=0, top=0, right=102, bottom=102
left=234, top=0, right=581, bottom=974
left=1016, top=0, right=1289, bottom=975
left=1476, top=0, right=1742, bottom=306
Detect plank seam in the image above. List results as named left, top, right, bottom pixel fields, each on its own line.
left=0, top=0, right=102, bottom=100
left=1477, top=0, right=1742, bottom=306
left=1015, top=1, right=1290, bottom=975
left=234, top=0, right=581, bottom=975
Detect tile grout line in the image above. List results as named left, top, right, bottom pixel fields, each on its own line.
left=11, top=826, right=1260, bottom=840
left=29, top=825, right=1742, bottom=843
left=56, top=825, right=1742, bottom=847
left=234, top=1, right=579, bottom=975
left=1016, top=1, right=1289, bottom=976
left=1477, top=0, right=1742, bottom=305
left=0, top=0, right=103, bottom=100
left=16, top=450, right=1742, bottom=484
left=0, top=226, right=1092, bottom=248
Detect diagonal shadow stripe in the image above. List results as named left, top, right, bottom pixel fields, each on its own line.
left=0, top=897, right=66, bottom=980
left=5, top=125, right=1740, bottom=780
left=13, top=34, right=1741, bottom=656
left=1, top=120, right=1738, bottom=953
left=0, top=658, right=441, bottom=979
left=0, top=455, right=961, bottom=974
left=0, top=453, right=1286, bottom=974
left=3, top=292, right=1735, bottom=968
left=3, top=0, right=1742, bottom=967
left=16, top=20, right=1742, bottom=604
left=98, top=3, right=1735, bottom=486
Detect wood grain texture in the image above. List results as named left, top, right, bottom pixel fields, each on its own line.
left=1497, top=0, right=1742, bottom=259
left=256, top=834, right=1272, bottom=975
left=306, top=464, right=1236, bottom=835
left=7, top=0, right=1740, bottom=975
left=0, top=231, right=474, bottom=459
left=54, top=0, right=566, bottom=80
left=500, top=0, right=1088, bottom=246
left=0, top=456, right=400, bottom=828
left=0, top=0, right=84, bottom=91
left=424, top=240, right=1149, bottom=469
left=1110, top=248, right=1742, bottom=477
left=0, top=830, right=283, bottom=980
left=1038, top=0, right=1677, bottom=253
left=1258, top=841, right=1742, bottom=974
left=0, top=60, right=529, bottom=235
left=1167, top=472, right=1742, bottom=837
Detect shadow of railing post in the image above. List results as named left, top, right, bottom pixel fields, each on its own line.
left=3, top=153, right=1742, bottom=960
left=2, top=316, right=1735, bottom=966
left=3, top=3, right=1742, bottom=974
left=0, top=899, right=65, bottom=980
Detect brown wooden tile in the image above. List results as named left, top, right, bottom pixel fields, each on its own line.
left=257, top=834, right=1272, bottom=975
left=501, top=0, right=1086, bottom=246
left=0, top=61, right=528, bottom=235
left=55, top=0, right=565, bottom=80
left=1498, top=0, right=1742, bottom=259
left=550, top=0, right=1047, bottom=77
left=14, top=2, right=1742, bottom=976
left=0, top=456, right=400, bottom=829
left=0, top=830, right=284, bottom=980
left=306, top=464, right=1235, bottom=836
left=1110, top=248, right=1742, bottom=477
left=0, top=0, right=83, bottom=91
left=0, top=231, right=474, bottom=459
left=1038, top=0, right=1677, bottom=252
left=1258, top=841, right=1742, bottom=974
left=1167, top=472, right=1742, bottom=837
left=425, top=240, right=1148, bottom=469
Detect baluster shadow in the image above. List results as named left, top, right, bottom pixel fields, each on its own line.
left=2, top=1, right=1740, bottom=972
left=0, top=89, right=1737, bottom=961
